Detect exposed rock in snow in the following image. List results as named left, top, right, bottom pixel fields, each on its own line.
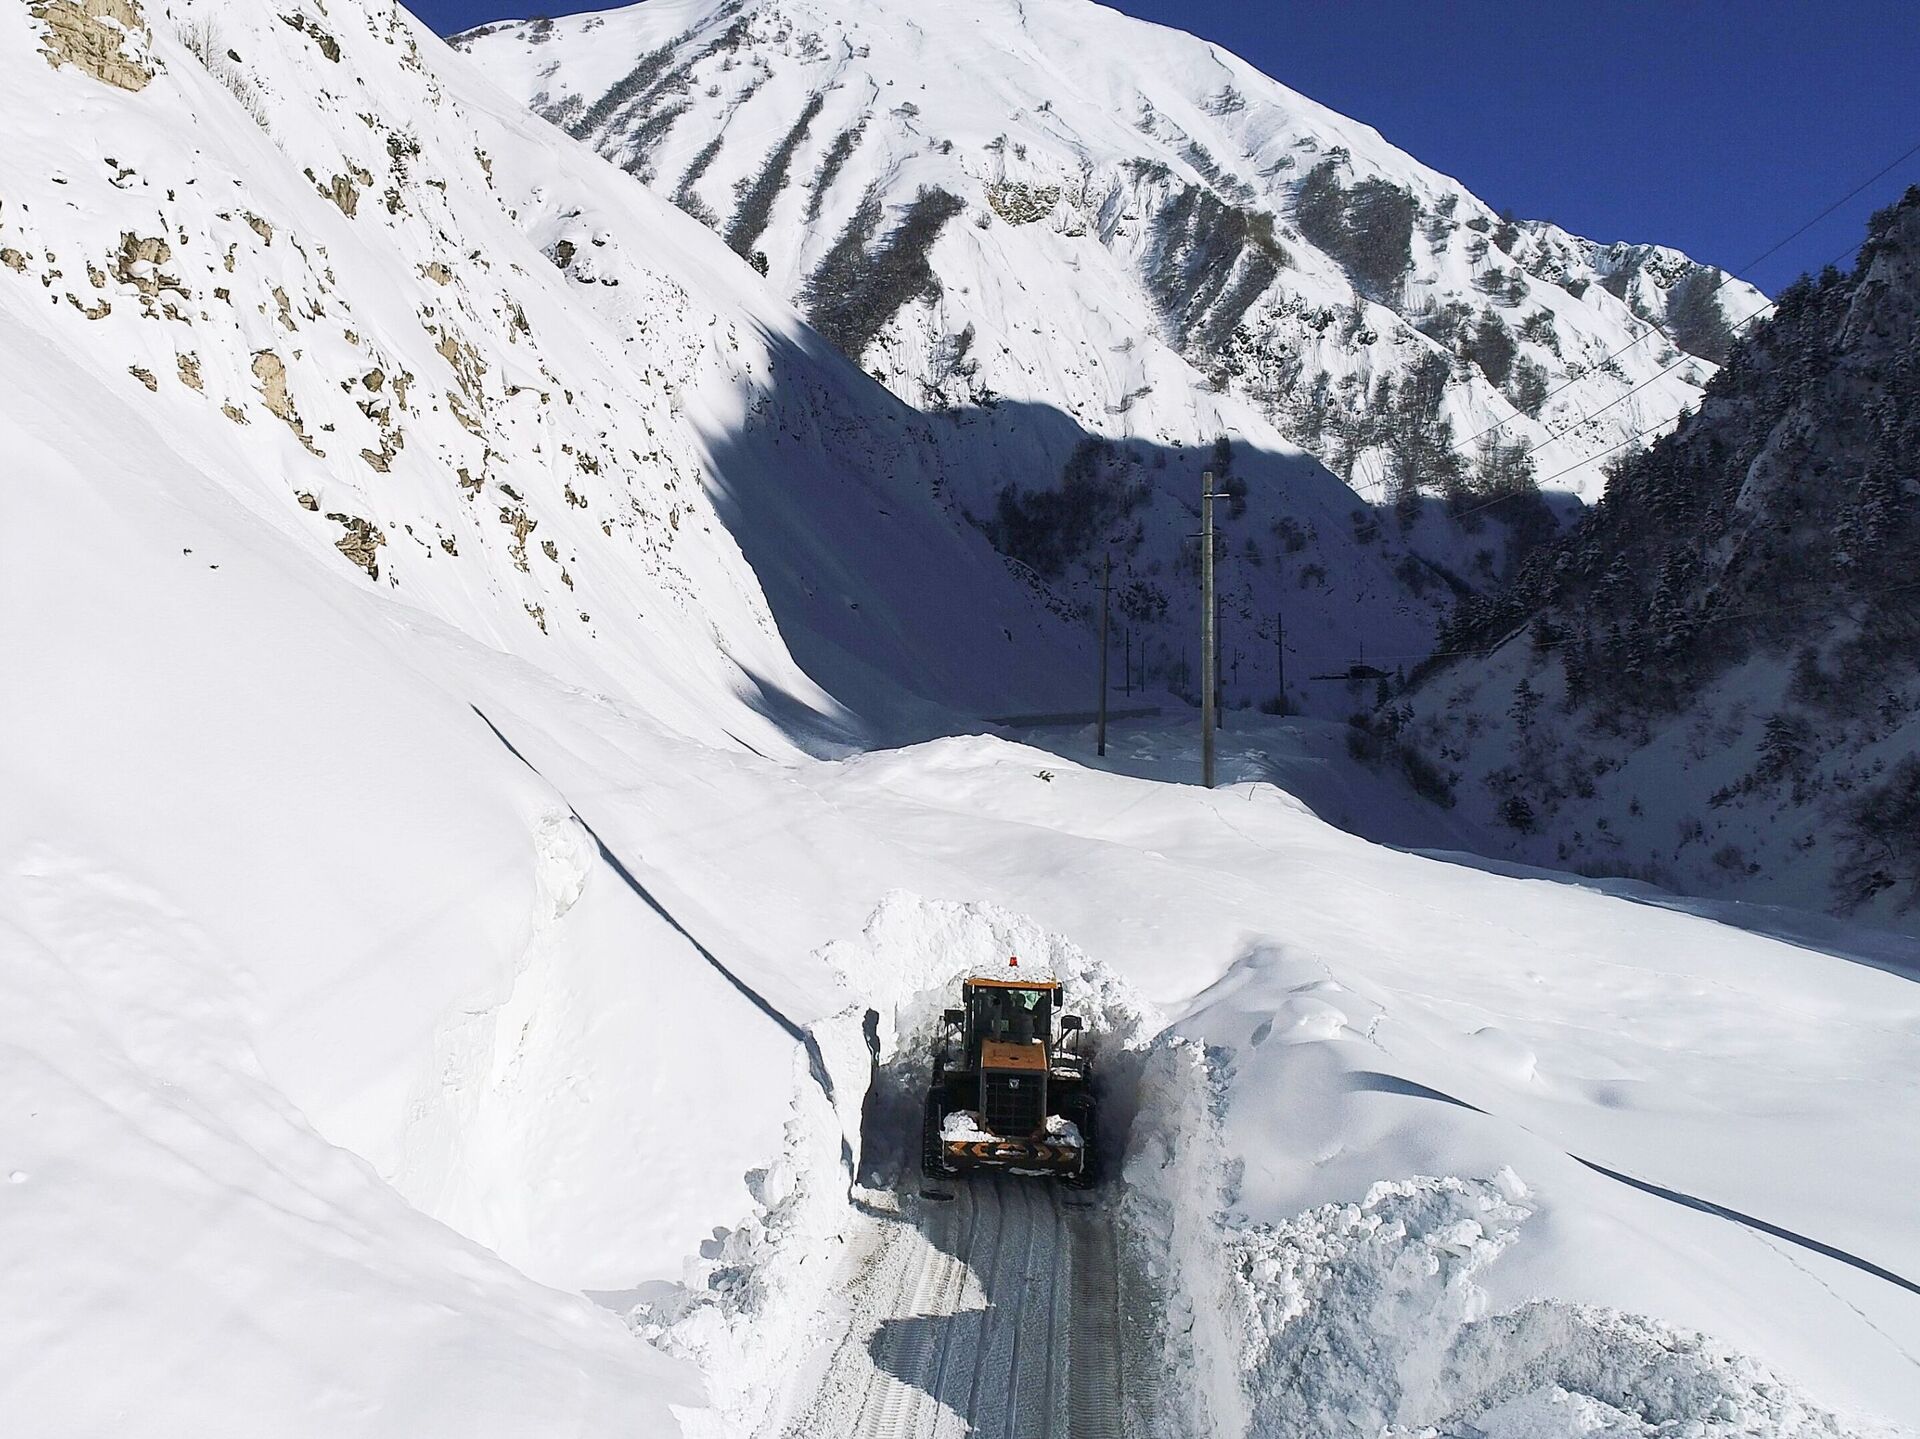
left=30, top=0, right=153, bottom=92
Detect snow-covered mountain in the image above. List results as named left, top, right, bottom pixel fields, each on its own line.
left=7, top=2, right=1918, bottom=1437
left=1390, top=188, right=1920, bottom=928
left=456, top=0, right=1764, bottom=510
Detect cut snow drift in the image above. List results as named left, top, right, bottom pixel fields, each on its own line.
left=1126, top=1041, right=1900, bottom=1439
left=624, top=893, right=1156, bottom=1433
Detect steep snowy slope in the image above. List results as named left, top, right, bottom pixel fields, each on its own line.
left=1393, top=190, right=1920, bottom=931
left=3, top=321, right=727, bottom=1436
left=457, top=0, right=1765, bottom=512
left=3, top=0, right=1112, bottom=742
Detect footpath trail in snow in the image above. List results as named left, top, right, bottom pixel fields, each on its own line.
left=783, top=1178, right=1142, bottom=1439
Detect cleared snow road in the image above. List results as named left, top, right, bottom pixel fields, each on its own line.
left=783, top=1179, right=1143, bottom=1439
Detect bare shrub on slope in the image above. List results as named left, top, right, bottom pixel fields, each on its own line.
left=176, top=18, right=270, bottom=129
left=802, top=184, right=965, bottom=362
left=726, top=91, right=824, bottom=259
left=1293, top=159, right=1416, bottom=299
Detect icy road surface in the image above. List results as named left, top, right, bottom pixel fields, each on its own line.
left=784, top=1179, right=1148, bottom=1439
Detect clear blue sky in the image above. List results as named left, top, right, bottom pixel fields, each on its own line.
left=414, top=0, right=1920, bottom=295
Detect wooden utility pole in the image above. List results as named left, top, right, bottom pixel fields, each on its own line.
left=1201, top=469, right=1217, bottom=787
left=1096, top=552, right=1111, bottom=757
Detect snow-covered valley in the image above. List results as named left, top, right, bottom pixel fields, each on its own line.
left=3, top=1, right=1917, bottom=1437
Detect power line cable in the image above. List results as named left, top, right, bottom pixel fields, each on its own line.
left=1515, top=216, right=1876, bottom=464
left=1121, top=158, right=1917, bottom=647
left=1515, top=303, right=1763, bottom=460
left=1437, top=218, right=1893, bottom=527
left=1448, top=137, right=1920, bottom=458
left=1287, top=161, right=1915, bottom=524
left=1118, top=158, right=1915, bottom=521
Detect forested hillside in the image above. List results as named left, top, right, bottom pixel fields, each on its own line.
left=1399, top=189, right=1920, bottom=922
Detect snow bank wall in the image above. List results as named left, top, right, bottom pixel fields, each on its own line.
left=1123, top=1037, right=1891, bottom=1439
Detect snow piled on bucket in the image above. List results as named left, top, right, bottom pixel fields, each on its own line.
left=1124, top=1041, right=1892, bottom=1439
left=628, top=891, right=1155, bottom=1434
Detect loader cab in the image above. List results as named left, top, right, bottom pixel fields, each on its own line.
left=967, top=980, right=1053, bottom=1048
left=940, top=976, right=1083, bottom=1066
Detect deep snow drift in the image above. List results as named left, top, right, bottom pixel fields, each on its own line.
left=4, top=1, right=1918, bottom=1436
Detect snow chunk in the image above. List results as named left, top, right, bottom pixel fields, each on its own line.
left=1124, top=1040, right=1880, bottom=1439
left=822, top=891, right=1152, bottom=1040
left=1043, top=1113, right=1084, bottom=1148
left=940, top=1110, right=1085, bottom=1147
left=941, top=1110, right=992, bottom=1143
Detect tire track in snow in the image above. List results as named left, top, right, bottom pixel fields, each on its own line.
left=924, top=1185, right=984, bottom=1437
left=790, top=1202, right=936, bottom=1439
left=960, top=1179, right=1013, bottom=1434
left=1007, top=1182, right=1057, bottom=1438
left=1040, top=1189, right=1068, bottom=1439
left=1067, top=1204, right=1126, bottom=1439
left=783, top=1180, right=1128, bottom=1439
left=855, top=1200, right=950, bottom=1439
left=979, top=1180, right=1037, bottom=1437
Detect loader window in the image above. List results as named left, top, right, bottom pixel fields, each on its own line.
left=972, top=986, right=1052, bottom=1045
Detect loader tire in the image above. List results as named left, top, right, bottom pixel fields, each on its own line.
left=1064, top=1096, right=1097, bottom=1190
left=921, top=1092, right=949, bottom=1178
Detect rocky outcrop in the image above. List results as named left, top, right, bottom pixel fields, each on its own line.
left=30, top=0, right=153, bottom=93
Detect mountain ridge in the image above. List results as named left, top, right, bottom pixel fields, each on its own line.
left=455, top=0, right=1766, bottom=510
